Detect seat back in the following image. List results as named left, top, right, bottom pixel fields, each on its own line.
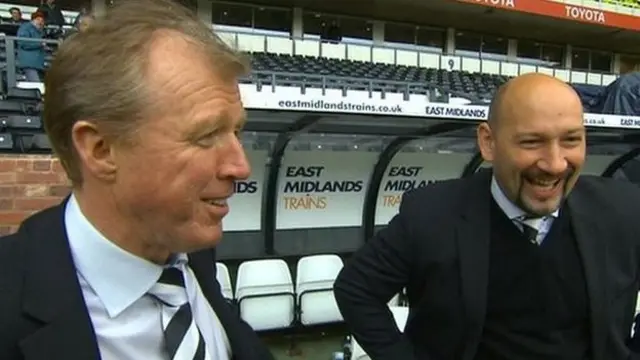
left=0, top=132, right=13, bottom=150
left=388, top=293, right=400, bottom=306
left=296, top=254, right=344, bottom=325
left=235, top=259, right=295, bottom=331
left=215, top=262, right=233, bottom=300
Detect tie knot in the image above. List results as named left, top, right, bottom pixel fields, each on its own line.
left=158, top=267, right=185, bottom=288
left=149, top=266, right=188, bottom=307
left=516, top=216, right=541, bottom=245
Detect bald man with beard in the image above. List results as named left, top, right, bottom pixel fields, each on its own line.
left=334, top=73, right=640, bottom=360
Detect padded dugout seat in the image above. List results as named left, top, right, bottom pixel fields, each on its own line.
left=295, top=254, right=344, bottom=326
left=235, top=259, right=295, bottom=331
left=215, top=262, right=233, bottom=301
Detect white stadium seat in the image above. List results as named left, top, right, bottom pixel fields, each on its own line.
left=388, top=293, right=400, bottom=306
left=235, top=259, right=295, bottom=331
left=215, top=262, right=233, bottom=301
left=351, top=305, right=410, bottom=360
left=295, top=254, right=344, bottom=326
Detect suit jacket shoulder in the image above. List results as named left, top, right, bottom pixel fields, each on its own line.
left=399, top=171, right=489, bottom=225
left=576, top=175, right=640, bottom=208
left=0, top=209, right=58, bottom=360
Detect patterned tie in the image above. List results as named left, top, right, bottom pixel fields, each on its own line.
left=149, top=266, right=210, bottom=360
left=518, top=216, right=541, bottom=245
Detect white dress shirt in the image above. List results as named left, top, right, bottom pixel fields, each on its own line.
left=490, top=176, right=559, bottom=244
left=64, top=194, right=231, bottom=360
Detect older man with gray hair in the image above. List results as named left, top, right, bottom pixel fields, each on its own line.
left=0, top=0, right=274, bottom=359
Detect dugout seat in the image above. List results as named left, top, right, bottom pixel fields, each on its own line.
left=235, top=258, right=295, bottom=331
left=295, top=254, right=344, bottom=326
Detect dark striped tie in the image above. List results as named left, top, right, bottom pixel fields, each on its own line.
left=149, top=267, right=210, bottom=360
left=518, top=216, right=541, bottom=245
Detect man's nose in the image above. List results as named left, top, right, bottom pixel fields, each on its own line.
left=538, top=145, right=568, bottom=175
left=219, top=136, right=251, bottom=180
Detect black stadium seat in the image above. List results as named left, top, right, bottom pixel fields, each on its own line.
left=0, top=132, right=13, bottom=150
left=13, top=133, right=51, bottom=153
left=0, top=99, right=25, bottom=115
left=249, top=52, right=507, bottom=101
left=0, top=114, right=42, bottom=131
left=31, top=134, right=51, bottom=150
left=6, top=87, right=42, bottom=103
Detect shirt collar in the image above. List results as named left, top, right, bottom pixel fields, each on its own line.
left=490, top=175, right=559, bottom=221
left=64, top=194, right=188, bottom=318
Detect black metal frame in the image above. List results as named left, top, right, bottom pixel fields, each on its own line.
left=261, top=115, right=323, bottom=255
left=601, top=147, right=640, bottom=177
left=361, top=122, right=474, bottom=242
left=461, top=151, right=484, bottom=177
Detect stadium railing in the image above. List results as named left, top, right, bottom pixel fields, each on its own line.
left=1, top=36, right=61, bottom=91
left=212, top=29, right=618, bottom=87
left=0, top=32, right=618, bottom=92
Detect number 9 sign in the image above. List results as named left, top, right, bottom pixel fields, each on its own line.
left=441, top=56, right=459, bottom=71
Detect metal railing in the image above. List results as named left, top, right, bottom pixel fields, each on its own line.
left=2, top=35, right=62, bottom=90
left=0, top=32, right=615, bottom=94
left=214, top=29, right=617, bottom=87
left=248, top=70, right=483, bottom=102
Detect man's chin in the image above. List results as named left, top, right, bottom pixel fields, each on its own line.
left=180, top=224, right=224, bottom=253
left=521, top=198, right=562, bottom=217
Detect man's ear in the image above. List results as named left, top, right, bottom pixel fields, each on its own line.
left=71, top=120, right=118, bottom=183
left=477, top=122, right=495, bottom=162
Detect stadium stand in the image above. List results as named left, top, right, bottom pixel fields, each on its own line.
left=249, top=52, right=506, bottom=103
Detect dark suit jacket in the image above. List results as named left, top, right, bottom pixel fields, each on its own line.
left=0, top=199, right=275, bottom=360
left=334, top=169, right=640, bottom=360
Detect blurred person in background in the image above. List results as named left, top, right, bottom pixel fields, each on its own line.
left=16, top=11, right=46, bottom=82
left=75, top=13, right=94, bottom=33
left=38, top=0, right=65, bottom=26
left=73, top=6, right=89, bottom=27
left=6, top=7, right=25, bottom=24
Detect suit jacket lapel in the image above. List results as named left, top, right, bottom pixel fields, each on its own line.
left=456, top=169, right=492, bottom=360
left=18, top=199, right=101, bottom=360
left=188, top=251, right=247, bottom=359
left=567, top=181, right=608, bottom=360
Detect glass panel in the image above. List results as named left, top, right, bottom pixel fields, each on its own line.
left=416, top=27, right=445, bottom=50
left=385, top=22, right=416, bottom=45
left=455, top=31, right=481, bottom=52
left=253, top=7, right=292, bottom=33
left=572, top=48, right=590, bottom=71
left=482, top=34, right=508, bottom=55
left=339, top=17, right=373, bottom=41
left=212, top=3, right=252, bottom=28
left=517, top=39, right=542, bottom=59
left=542, top=44, right=564, bottom=64
left=590, top=51, right=612, bottom=73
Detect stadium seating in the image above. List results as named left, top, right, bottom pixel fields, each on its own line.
left=215, top=262, right=233, bottom=301
left=235, top=258, right=296, bottom=331
left=0, top=131, right=12, bottom=149
left=248, top=52, right=507, bottom=102
left=295, top=254, right=344, bottom=326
